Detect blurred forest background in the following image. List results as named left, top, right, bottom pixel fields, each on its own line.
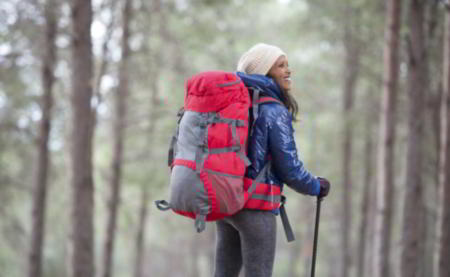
left=1, top=0, right=450, bottom=277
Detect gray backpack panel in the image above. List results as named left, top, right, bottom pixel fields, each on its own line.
left=175, top=111, right=207, bottom=161
left=169, top=165, right=210, bottom=215
left=169, top=111, right=210, bottom=215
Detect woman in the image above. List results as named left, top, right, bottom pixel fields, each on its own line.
left=213, top=43, right=331, bottom=277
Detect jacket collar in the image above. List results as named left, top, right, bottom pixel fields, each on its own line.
left=236, top=72, right=284, bottom=103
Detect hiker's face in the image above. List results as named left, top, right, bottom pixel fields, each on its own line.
left=267, top=55, right=292, bottom=92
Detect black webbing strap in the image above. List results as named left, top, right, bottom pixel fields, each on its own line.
left=280, top=196, right=295, bottom=242
left=167, top=133, right=177, bottom=167
left=167, top=110, right=184, bottom=167
left=251, top=87, right=260, bottom=125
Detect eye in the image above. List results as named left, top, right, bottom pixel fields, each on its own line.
left=279, top=62, right=287, bottom=68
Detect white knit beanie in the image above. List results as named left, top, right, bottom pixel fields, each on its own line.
left=237, top=43, right=286, bottom=75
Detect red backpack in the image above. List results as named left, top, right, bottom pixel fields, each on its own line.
left=156, top=71, right=290, bottom=237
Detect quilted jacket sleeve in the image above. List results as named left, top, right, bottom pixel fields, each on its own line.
left=267, top=104, right=320, bottom=196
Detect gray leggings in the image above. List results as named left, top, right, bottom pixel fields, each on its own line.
left=213, top=209, right=277, bottom=277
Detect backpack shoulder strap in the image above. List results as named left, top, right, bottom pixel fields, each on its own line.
left=248, top=88, right=285, bottom=137
left=257, top=96, right=283, bottom=105
left=249, top=87, right=283, bottom=120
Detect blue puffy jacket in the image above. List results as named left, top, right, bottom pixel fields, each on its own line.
left=237, top=72, right=320, bottom=196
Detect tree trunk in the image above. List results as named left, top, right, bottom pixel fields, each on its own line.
left=357, top=89, right=375, bottom=277
left=439, top=4, right=450, bottom=277
left=134, top=184, right=149, bottom=277
left=133, top=1, right=163, bottom=276
left=424, top=2, right=443, bottom=276
left=372, top=0, right=402, bottom=276
left=102, top=1, right=132, bottom=277
left=401, top=1, right=428, bottom=276
left=27, top=1, right=57, bottom=277
left=341, top=6, right=360, bottom=276
left=134, top=74, right=161, bottom=277
left=433, top=81, right=443, bottom=277
left=70, top=0, right=95, bottom=276
left=364, top=89, right=380, bottom=277
left=134, top=34, right=161, bottom=277
left=92, top=0, right=119, bottom=127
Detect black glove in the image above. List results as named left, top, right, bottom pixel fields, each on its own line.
left=317, top=177, right=330, bottom=198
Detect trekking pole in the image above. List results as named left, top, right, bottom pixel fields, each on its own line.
left=311, top=196, right=323, bottom=277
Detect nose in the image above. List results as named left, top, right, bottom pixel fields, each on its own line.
left=286, top=66, right=291, bottom=75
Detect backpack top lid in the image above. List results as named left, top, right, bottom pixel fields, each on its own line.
left=184, top=71, right=250, bottom=113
